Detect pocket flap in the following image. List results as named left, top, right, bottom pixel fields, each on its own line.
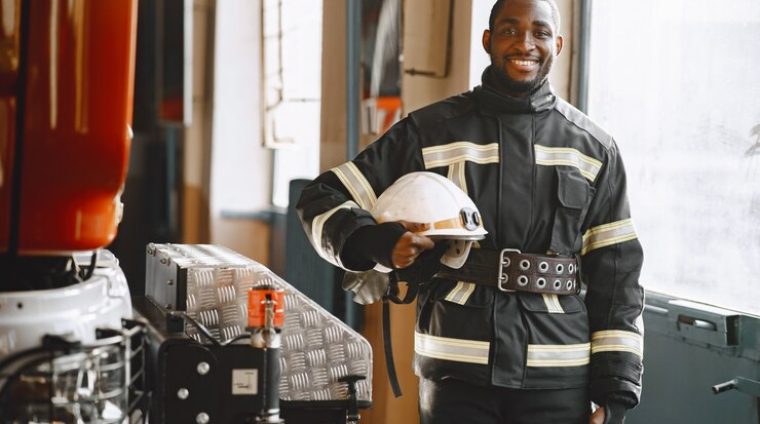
left=557, top=168, right=591, bottom=209
left=440, top=281, right=493, bottom=308
left=518, top=292, right=585, bottom=313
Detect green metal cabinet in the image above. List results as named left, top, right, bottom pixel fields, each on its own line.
left=628, top=292, right=760, bottom=424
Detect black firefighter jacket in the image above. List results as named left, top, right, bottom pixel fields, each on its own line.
left=297, top=76, right=645, bottom=408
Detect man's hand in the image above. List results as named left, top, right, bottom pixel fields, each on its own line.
left=390, top=221, right=435, bottom=269
left=589, top=406, right=605, bottom=424
left=590, top=403, right=626, bottom=424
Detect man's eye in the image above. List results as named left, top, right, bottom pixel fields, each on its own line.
left=535, top=31, right=551, bottom=39
left=501, top=28, right=517, bottom=36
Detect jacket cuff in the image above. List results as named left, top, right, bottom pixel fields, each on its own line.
left=602, top=401, right=628, bottom=424
left=590, top=376, right=641, bottom=409
left=590, top=351, right=643, bottom=407
left=340, top=222, right=407, bottom=270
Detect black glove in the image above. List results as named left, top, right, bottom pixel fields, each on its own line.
left=603, top=402, right=627, bottom=424
left=340, top=222, right=407, bottom=270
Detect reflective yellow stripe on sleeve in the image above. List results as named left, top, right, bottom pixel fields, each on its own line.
left=591, top=330, right=643, bottom=357
left=311, top=200, right=358, bottom=268
left=582, top=218, right=638, bottom=255
left=422, top=142, right=499, bottom=169
left=526, top=343, right=591, bottom=367
left=330, top=162, right=377, bottom=210
left=414, top=332, right=490, bottom=365
left=534, top=145, right=603, bottom=182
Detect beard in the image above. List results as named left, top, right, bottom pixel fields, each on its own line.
left=490, top=55, right=553, bottom=96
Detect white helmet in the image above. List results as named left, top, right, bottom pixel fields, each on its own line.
left=371, top=172, right=487, bottom=269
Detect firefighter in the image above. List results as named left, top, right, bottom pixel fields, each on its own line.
left=297, top=0, right=643, bottom=422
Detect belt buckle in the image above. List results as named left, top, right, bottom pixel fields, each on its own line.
left=497, top=248, right=521, bottom=292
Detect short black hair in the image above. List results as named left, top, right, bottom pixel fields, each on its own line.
left=488, top=0, right=561, bottom=33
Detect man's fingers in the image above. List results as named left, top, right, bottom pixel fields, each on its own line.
left=398, top=220, right=431, bottom=233
left=410, top=233, right=435, bottom=250
left=394, top=258, right=415, bottom=269
left=391, top=232, right=435, bottom=268
left=400, top=234, right=435, bottom=258
left=588, top=406, right=605, bottom=424
left=392, top=249, right=416, bottom=268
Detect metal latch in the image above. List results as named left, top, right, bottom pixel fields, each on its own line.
left=712, top=377, right=760, bottom=398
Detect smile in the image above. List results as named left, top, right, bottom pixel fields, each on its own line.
left=509, top=59, right=539, bottom=67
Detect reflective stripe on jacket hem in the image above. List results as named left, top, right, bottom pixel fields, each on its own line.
left=526, top=343, right=591, bottom=367
left=415, top=332, right=490, bottom=365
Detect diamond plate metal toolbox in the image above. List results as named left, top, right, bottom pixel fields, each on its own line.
left=145, top=243, right=372, bottom=402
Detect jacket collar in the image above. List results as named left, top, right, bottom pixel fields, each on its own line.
left=475, top=66, right=557, bottom=115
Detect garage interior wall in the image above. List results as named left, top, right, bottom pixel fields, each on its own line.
left=182, top=0, right=274, bottom=263
left=185, top=0, right=324, bottom=265
left=183, top=0, right=214, bottom=245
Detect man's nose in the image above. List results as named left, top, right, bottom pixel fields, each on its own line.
left=514, top=31, right=536, bottom=51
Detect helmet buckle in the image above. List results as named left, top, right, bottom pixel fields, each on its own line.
left=460, top=208, right=480, bottom=231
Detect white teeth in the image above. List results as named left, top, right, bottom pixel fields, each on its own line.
left=511, top=59, right=537, bottom=66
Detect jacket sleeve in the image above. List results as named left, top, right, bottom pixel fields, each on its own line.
left=296, top=118, right=425, bottom=272
left=581, top=140, right=645, bottom=408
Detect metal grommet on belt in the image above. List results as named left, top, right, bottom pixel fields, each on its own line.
left=536, top=277, right=546, bottom=288
left=434, top=249, right=580, bottom=295
left=538, top=261, right=549, bottom=272
left=520, top=259, right=531, bottom=271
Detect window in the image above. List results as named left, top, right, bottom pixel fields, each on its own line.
left=263, top=0, right=323, bottom=207
left=587, top=1, right=760, bottom=315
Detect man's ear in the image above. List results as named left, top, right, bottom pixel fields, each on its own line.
left=555, top=34, right=564, bottom=56
left=482, top=29, right=491, bottom=54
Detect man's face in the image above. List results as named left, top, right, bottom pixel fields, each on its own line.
left=482, top=0, right=563, bottom=96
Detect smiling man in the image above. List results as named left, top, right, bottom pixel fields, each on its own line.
left=485, top=0, right=562, bottom=96
left=298, top=0, right=644, bottom=423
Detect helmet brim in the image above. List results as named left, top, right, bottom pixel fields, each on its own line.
left=422, top=229, right=487, bottom=241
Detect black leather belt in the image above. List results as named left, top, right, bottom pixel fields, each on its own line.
left=434, top=249, right=580, bottom=295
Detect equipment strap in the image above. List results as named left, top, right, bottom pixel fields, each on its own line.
left=382, top=273, right=418, bottom=398
left=382, top=298, right=403, bottom=398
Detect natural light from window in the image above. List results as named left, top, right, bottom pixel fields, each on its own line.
left=588, top=0, right=760, bottom=315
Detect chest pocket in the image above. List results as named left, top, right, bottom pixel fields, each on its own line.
left=550, top=168, right=596, bottom=255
